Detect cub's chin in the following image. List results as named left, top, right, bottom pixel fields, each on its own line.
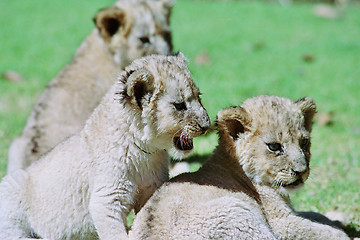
left=169, top=147, right=192, bottom=161
left=284, top=178, right=305, bottom=192
left=170, top=147, right=193, bottom=160
left=169, top=136, right=194, bottom=159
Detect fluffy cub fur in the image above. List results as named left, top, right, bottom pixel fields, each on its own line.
left=8, top=0, right=173, bottom=173
left=130, top=95, right=350, bottom=240
left=0, top=53, right=210, bottom=240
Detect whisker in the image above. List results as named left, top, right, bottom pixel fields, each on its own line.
left=172, top=128, right=184, bottom=142
left=272, top=176, right=284, bottom=189
left=180, top=132, right=186, bottom=147
left=179, top=138, right=184, bottom=148
left=279, top=179, right=284, bottom=188
left=186, top=132, right=192, bottom=139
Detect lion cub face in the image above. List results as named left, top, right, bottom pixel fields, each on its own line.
left=217, top=96, right=316, bottom=190
left=94, top=0, right=173, bottom=68
left=118, top=52, right=210, bottom=158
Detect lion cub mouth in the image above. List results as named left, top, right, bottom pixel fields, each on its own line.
left=284, top=178, right=304, bottom=188
left=173, top=136, right=193, bottom=151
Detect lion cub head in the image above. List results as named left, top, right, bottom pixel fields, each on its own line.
left=116, top=52, right=211, bottom=158
left=94, top=0, right=173, bottom=67
left=217, top=95, right=316, bottom=190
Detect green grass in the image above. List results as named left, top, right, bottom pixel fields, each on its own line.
left=1, top=0, right=359, bottom=231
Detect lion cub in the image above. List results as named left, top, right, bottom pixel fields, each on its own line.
left=130, top=95, right=350, bottom=240
left=8, top=0, right=173, bottom=173
left=0, top=53, right=210, bottom=240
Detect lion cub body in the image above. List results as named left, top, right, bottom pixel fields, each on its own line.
left=130, top=95, right=350, bottom=240
left=8, top=0, right=173, bottom=172
left=0, top=53, right=210, bottom=240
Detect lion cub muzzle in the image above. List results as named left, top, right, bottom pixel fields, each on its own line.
left=173, top=107, right=210, bottom=151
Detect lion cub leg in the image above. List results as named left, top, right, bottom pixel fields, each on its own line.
left=258, top=185, right=350, bottom=240
left=88, top=184, right=132, bottom=239
left=0, top=171, right=52, bottom=240
left=0, top=171, right=32, bottom=240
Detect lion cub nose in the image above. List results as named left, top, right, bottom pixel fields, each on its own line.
left=293, top=165, right=308, bottom=176
left=198, top=123, right=209, bottom=133
left=199, top=115, right=211, bottom=133
left=294, top=169, right=306, bottom=176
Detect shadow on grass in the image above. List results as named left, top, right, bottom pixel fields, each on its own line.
left=170, top=153, right=211, bottom=165
left=344, top=223, right=360, bottom=238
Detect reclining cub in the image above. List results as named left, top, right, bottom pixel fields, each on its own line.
left=8, top=0, right=173, bottom=173
left=0, top=53, right=210, bottom=240
left=130, top=95, right=350, bottom=240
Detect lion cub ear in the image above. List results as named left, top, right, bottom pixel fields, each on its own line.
left=157, top=0, right=175, bottom=24
left=295, top=97, right=317, bottom=132
left=94, top=7, right=129, bottom=41
left=216, top=107, right=251, bottom=141
left=126, top=69, right=155, bottom=110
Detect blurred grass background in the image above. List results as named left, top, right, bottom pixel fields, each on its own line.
left=0, top=0, right=359, bottom=231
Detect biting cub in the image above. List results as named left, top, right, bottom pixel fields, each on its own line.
left=0, top=53, right=210, bottom=240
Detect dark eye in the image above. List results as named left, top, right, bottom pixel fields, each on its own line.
left=173, top=102, right=187, bottom=111
left=301, top=138, right=310, bottom=148
left=139, top=36, right=150, bottom=44
left=267, top=143, right=282, bottom=152
left=162, top=31, right=172, bottom=46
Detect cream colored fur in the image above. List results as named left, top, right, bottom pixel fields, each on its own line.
left=130, top=95, right=350, bottom=240
left=8, top=0, right=173, bottom=173
left=0, top=53, right=210, bottom=240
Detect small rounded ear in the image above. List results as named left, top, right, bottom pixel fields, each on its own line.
left=160, top=0, right=174, bottom=24
left=295, top=97, right=317, bottom=132
left=126, top=69, right=155, bottom=110
left=160, top=0, right=175, bottom=10
left=216, top=106, right=251, bottom=141
left=93, top=7, right=129, bottom=41
left=172, top=52, right=188, bottom=64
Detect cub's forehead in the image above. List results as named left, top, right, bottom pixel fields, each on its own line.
left=243, top=96, right=299, bottom=117
left=113, top=1, right=167, bottom=27
left=243, top=96, right=306, bottom=137
left=131, top=54, right=200, bottom=98
left=113, top=0, right=148, bottom=11
left=148, top=56, right=199, bottom=96
left=161, top=71, right=200, bottom=99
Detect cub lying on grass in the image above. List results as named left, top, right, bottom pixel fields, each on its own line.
left=0, top=53, right=210, bottom=240
left=8, top=0, right=173, bottom=173
left=130, top=95, right=350, bottom=240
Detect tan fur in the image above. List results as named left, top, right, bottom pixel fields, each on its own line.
left=8, top=0, right=173, bottom=173
left=130, top=95, right=350, bottom=240
left=0, top=53, right=210, bottom=240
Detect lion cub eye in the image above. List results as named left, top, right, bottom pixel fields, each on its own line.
left=139, top=36, right=150, bottom=44
left=266, top=143, right=282, bottom=152
left=300, top=138, right=310, bottom=148
left=173, top=102, right=187, bottom=111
